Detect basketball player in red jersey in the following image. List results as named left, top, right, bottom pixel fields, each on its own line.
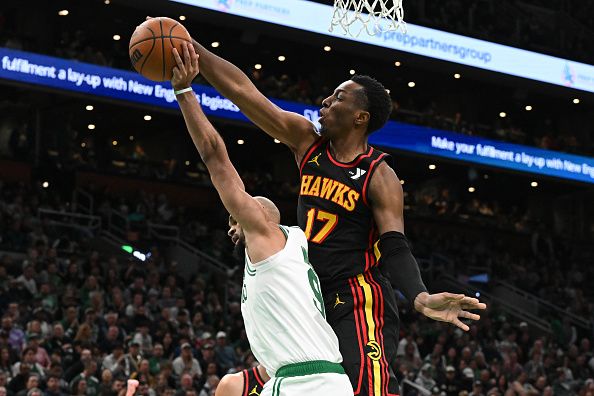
left=216, top=366, right=268, bottom=396
left=177, top=33, right=486, bottom=396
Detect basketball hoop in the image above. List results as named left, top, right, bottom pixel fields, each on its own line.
left=329, top=0, right=406, bottom=38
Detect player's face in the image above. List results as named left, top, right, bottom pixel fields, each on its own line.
left=227, top=215, right=245, bottom=247
left=319, top=80, right=364, bottom=138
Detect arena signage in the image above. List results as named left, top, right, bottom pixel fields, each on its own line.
left=1, top=47, right=593, bottom=184
left=369, top=124, right=594, bottom=184
left=169, top=0, right=594, bottom=94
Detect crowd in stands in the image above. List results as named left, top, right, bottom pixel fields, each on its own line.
left=1, top=1, right=594, bottom=394
left=1, top=174, right=592, bottom=395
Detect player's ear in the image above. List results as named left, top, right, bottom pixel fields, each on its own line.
left=354, top=110, right=370, bottom=126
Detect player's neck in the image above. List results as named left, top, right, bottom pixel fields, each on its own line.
left=329, top=133, right=368, bottom=163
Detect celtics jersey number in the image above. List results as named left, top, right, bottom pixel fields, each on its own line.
left=302, top=246, right=326, bottom=318
left=308, top=268, right=325, bottom=319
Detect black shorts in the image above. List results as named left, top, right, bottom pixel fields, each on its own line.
left=324, top=268, right=400, bottom=396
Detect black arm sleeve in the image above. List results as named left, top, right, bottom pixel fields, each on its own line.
left=378, top=231, right=427, bottom=303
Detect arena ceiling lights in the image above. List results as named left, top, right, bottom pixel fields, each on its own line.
left=169, top=0, right=594, bottom=95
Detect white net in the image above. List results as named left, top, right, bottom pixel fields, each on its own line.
left=329, top=0, right=406, bottom=38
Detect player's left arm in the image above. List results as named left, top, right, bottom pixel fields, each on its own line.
left=173, top=43, right=268, bottom=233
left=368, top=162, right=486, bottom=331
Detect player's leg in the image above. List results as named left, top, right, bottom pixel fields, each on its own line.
left=370, top=268, right=401, bottom=396
left=325, top=269, right=400, bottom=396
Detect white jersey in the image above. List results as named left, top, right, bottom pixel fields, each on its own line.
left=241, top=225, right=342, bottom=377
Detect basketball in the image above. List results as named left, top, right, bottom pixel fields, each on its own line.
left=129, top=17, right=192, bottom=82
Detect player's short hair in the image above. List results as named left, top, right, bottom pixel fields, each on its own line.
left=350, top=75, right=392, bottom=135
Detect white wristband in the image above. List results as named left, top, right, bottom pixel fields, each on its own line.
left=174, top=87, right=193, bottom=96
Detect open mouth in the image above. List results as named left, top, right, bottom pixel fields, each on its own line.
left=231, top=235, right=239, bottom=245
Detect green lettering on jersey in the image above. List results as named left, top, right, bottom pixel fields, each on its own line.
left=301, top=246, right=310, bottom=265
left=308, top=268, right=326, bottom=319
left=302, top=246, right=324, bottom=317
left=241, top=283, right=248, bottom=303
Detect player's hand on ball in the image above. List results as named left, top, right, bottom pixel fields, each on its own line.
left=414, top=292, right=486, bottom=331
left=172, top=42, right=200, bottom=91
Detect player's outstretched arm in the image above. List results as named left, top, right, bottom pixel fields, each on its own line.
left=172, top=43, right=268, bottom=233
left=368, top=162, right=486, bottom=331
left=144, top=16, right=318, bottom=159
left=190, top=37, right=318, bottom=159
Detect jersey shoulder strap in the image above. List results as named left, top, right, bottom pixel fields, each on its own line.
left=299, top=137, right=326, bottom=174
left=360, top=147, right=391, bottom=206
left=241, top=369, right=250, bottom=396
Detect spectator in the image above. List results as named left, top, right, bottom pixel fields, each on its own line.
left=198, top=375, right=219, bottom=396
left=42, top=324, right=68, bottom=357
left=61, top=307, right=79, bottom=341
left=26, top=335, right=49, bottom=369
left=15, top=265, right=36, bottom=298
left=469, top=380, right=485, bottom=396
left=130, top=359, right=155, bottom=388
left=13, top=374, right=39, bottom=396
left=148, top=344, right=167, bottom=376
left=102, top=344, right=132, bottom=377
left=99, top=326, right=122, bottom=354
left=213, top=332, right=235, bottom=374
left=415, top=363, right=437, bottom=391
left=174, top=373, right=197, bottom=396
left=1, top=316, right=25, bottom=354
left=443, top=365, right=461, bottom=396
left=0, top=347, right=15, bottom=378
left=124, top=342, right=142, bottom=376
left=69, top=360, right=99, bottom=396
left=44, top=374, right=66, bottom=396
left=97, top=369, right=112, bottom=396
left=109, top=378, right=126, bottom=396
left=131, top=324, right=153, bottom=356
left=172, top=343, right=201, bottom=379
left=11, top=349, right=44, bottom=380
left=63, top=349, right=92, bottom=383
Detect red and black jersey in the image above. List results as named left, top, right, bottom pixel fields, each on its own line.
left=242, top=367, right=265, bottom=396
left=297, top=138, right=390, bottom=287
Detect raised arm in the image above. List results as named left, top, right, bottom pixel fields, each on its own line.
left=189, top=39, right=318, bottom=160
left=368, top=162, right=486, bottom=331
left=172, top=43, right=268, bottom=234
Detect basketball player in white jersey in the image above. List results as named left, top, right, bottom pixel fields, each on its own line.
left=171, top=42, right=353, bottom=396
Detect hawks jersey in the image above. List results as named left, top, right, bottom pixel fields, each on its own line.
left=242, top=367, right=265, bottom=396
left=297, top=138, right=389, bottom=286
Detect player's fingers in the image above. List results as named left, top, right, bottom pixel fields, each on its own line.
left=183, top=41, right=191, bottom=67
left=185, top=42, right=195, bottom=71
left=440, top=292, right=465, bottom=301
left=452, top=318, right=470, bottom=332
left=172, top=48, right=184, bottom=70
left=190, top=47, right=199, bottom=72
left=461, top=300, right=487, bottom=310
left=459, top=310, right=481, bottom=321
left=465, top=302, right=487, bottom=310
left=459, top=296, right=481, bottom=305
left=146, top=16, right=153, bottom=20
left=172, top=66, right=181, bottom=81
